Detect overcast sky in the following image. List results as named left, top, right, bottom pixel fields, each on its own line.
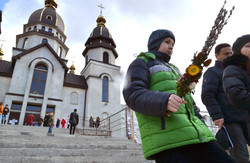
left=1, top=0, right=250, bottom=112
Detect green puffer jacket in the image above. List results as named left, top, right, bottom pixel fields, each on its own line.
left=132, top=52, right=215, bottom=159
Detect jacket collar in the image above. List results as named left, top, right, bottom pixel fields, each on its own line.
left=148, top=50, right=171, bottom=63
left=215, top=60, right=223, bottom=68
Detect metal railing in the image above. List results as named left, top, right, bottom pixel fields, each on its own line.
left=79, top=107, right=128, bottom=137
left=77, top=108, right=219, bottom=140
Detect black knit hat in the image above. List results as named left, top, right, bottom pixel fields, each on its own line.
left=147, top=29, right=175, bottom=51
left=232, top=34, right=250, bottom=55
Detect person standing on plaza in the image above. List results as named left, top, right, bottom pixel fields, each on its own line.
left=25, top=114, right=35, bottom=126
left=69, top=109, right=79, bottom=135
left=47, top=112, right=54, bottom=134
left=89, top=116, right=94, bottom=127
left=123, top=29, right=234, bottom=162
left=61, top=118, right=66, bottom=128
left=67, top=115, right=70, bottom=128
left=2, top=104, right=9, bottom=124
left=222, top=35, right=250, bottom=163
left=95, top=116, right=100, bottom=128
left=43, top=113, right=49, bottom=127
left=201, top=43, right=248, bottom=162
left=37, top=116, right=44, bottom=126
left=0, top=102, right=3, bottom=124
left=56, top=118, right=60, bottom=128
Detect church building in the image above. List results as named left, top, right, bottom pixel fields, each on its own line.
left=0, top=0, right=124, bottom=129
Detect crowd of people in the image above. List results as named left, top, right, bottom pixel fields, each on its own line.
left=123, top=29, right=250, bottom=162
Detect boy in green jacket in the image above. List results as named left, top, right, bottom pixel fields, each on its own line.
left=123, top=29, right=234, bottom=162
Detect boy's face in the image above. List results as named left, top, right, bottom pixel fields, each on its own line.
left=157, top=37, right=175, bottom=56
left=241, top=42, right=250, bottom=58
left=215, top=46, right=233, bottom=62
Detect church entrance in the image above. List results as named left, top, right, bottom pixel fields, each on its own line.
left=8, top=103, right=22, bottom=125
left=23, top=104, right=41, bottom=126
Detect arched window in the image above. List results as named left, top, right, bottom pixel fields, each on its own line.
left=85, top=55, right=88, bottom=65
left=41, top=26, right=45, bottom=31
left=102, top=76, right=108, bottom=102
left=42, top=38, right=48, bottom=43
left=70, top=92, right=78, bottom=105
left=34, top=26, right=37, bottom=30
left=103, top=52, right=109, bottom=64
left=22, top=38, right=28, bottom=49
left=30, top=64, right=48, bottom=95
left=58, top=46, right=62, bottom=57
left=28, top=27, right=31, bottom=31
left=48, top=28, right=52, bottom=33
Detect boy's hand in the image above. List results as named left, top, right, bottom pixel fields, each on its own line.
left=167, top=94, right=186, bottom=113
left=214, top=118, right=224, bottom=130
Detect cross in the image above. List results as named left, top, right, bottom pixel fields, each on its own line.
left=98, top=4, right=105, bottom=15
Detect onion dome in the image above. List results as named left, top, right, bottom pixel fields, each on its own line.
left=82, top=13, right=118, bottom=58
left=27, top=0, right=65, bottom=33
left=69, top=63, right=76, bottom=74
left=0, top=45, right=3, bottom=60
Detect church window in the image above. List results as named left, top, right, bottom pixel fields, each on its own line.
left=58, top=46, right=62, bottom=57
left=103, top=52, right=109, bottom=64
left=28, top=27, right=31, bottom=31
left=11, top=103, right=22, bottom=110
left=41, top=26, right=45, bottom=31
left=46, top=106, right=55, bottom=114
left=85, top=55, right=88, bottom=65
left=42, top=38, right=48, bottom=43
left=48, top=28, right=52, bottom=33
left=26, top=105, right=41, bottom=112
left=34, top=26, right=37, bottom=30
left=102, top=76, right=109, bottom=102
left=46, top=15, right=52, bottom=20
left=8, top=102, right=22, bottom=125
left=30, top=64, right=48, bottom=95
left=70, top=92, right=78, bottom=105
left=22, top=38, right=28, bottom=49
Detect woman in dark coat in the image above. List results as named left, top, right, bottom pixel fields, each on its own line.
left=222, top=34, right=250, bottom=162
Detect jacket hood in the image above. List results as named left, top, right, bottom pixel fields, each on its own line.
left=222, top=54, right=248, bottom=70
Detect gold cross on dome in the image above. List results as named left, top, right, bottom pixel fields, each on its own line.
left=98, top=4, right=105, bottom=15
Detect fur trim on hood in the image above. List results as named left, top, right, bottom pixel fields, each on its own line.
left=222, top=54, right=248, bottom=70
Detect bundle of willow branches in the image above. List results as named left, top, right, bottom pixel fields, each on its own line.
left=168, top=0, right=234, bottom=117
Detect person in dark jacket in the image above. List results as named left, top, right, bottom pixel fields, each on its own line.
left=69, top=109, right=79, bottom=135
left=89, top=116, right=94, bottom=127
left=43, top=113, right=50, bottom=127
left=95, top=116, right=100, bottom=128
left=56, top=118, right=60, bottom=128
left=223, top=34, right=250, bottom=163
left=201, top=43, right=247, bottom=162
left=2, top=104, right=9, bottom=124
left=123, top=29, right=234, bottom=162
left=37, top=116, right=44, bottom=126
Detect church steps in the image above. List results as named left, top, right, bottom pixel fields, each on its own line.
left=0, top=148, right=144, bottom=157
left=0, top=156, right=151, bottom=163
left=0, top=125, right=154, bottom=162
